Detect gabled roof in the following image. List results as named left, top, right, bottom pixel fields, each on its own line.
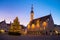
left=0, top=20, right=6, bottom=24
left=29, top=14, right=52, bottom=25
left=7, top=24, right=11, bottom=26
left=34, top=14, right=51, bottom=21
left=20, top=25, right=26, bottom=29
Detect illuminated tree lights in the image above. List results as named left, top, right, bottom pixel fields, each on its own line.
left=9, top=17, right=21, bottom=35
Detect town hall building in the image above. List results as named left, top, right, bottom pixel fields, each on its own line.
left=27, top=5, right=54, bottom=35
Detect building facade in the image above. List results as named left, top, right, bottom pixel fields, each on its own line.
left=27, top=5, right=54, bottom=35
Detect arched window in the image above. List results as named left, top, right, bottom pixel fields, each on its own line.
left=42, top=22, right=47, bottom=30
left=31, top=24, right=35, bottom=29
left=36, top=20, right=40, bottom=28
left=27, top=24, right=30, bottom=29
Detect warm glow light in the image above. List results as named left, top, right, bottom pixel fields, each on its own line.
left=30, top=13, right=34, bottom=21
left=0, top=30, right=5, bottom=33
left=55, top=30, right=58, bottom=34
left=42, top=22, right=47, bottom=30
left=43, top=22, right=47, bottom=27
left=28, top=24, right=30, bottom=29
left=36, top=20, right=40, bottom=28
left=24, top=29, right=27, bottom=34
left=31, top=24, right=35, bottom=29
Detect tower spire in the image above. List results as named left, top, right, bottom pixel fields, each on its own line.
left=31, top=4, right=34, bottom=13
left=30, top=4, right=34, bottom=21
left=31, top=4, right=33, bottom=11
left=50, top=10, right=52, bottom=15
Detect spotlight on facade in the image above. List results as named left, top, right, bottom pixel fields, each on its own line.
left=55, top=30, right=58, bottom=34
left=0, top=29, right=5, bottom=33
left=42, top=22, right=47, bottom=30
left=31, top=24, right=35, bottom=29
left=27, top=24, right=30, bottom=29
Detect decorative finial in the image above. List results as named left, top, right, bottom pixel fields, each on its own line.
left=49, top=10, right=52, bottom=16
left=31, top=4, right=33, bottom=10
left=31, top=4, right=34, bottom=13
left=49, top=10, right=52, bottom=15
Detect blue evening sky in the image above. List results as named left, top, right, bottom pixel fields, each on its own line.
left=0, top=0, right=60, bottom=26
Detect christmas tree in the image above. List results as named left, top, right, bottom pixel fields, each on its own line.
left=9, top=17, right=21, bottom=35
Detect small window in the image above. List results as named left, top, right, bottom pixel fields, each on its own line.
left=47, top=19, right=49, bottom=21
left=42, top=22, right=47, bottom=27
left=46, top=19, right=49, bottom=22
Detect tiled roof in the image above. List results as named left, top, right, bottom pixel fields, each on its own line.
left=0, top=21, right=6, bottom=24
left=34, top=14, right=51, bottom=21
left=54, top=24, right=60, bottom=27
left=29, top=14, right=51, bottom=25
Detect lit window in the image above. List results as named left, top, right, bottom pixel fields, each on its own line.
left=42, top=22, right=47, bottom=30
left=0, top=29, right=5, bottom=33
left=31, top=24, right=35, bottom=29
left=28, top=24, right=30, bottom=29
left=55, top=30, right=58, bottom=34
left=36, top=20, right=40, bottom=27
left=42, top=22, right=47, bottom=27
